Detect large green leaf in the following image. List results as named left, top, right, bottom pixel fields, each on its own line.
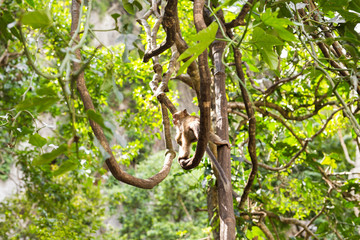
left=318, top=0, right=350, bottom=12
left=177, top=22, right=218, bottom=75
left=275, top=27, right=298, bottom=42
left=25, top=0, right=35, bottom=8
left=53, top=160, right=78, bottom=176
left=261, top=47, right=278, bottom=70
left=252, top=27, right=283, bottom=48
left=29, top=133, right=47, bottom=148
left=261, top=9, right=295, bottom=28
left=260, top=9, right=298, bottom=42
left=33, top=144, right=68, bottom=166
left=122, top=0, right=135, bottom=15
left=16, top=96, right=59, bottom=112
left=22, top=9, right=53, bottom=29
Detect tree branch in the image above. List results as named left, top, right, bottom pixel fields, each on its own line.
left=143, top=0, right=178, bottom=62
left=225, top=0, right=254, bottom=29
left=232, top=46, right=258, bottom=209
left=71, top=0, right=175, bottom=189
left=179, top=0, right=211, bottom=170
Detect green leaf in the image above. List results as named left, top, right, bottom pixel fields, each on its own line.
left=261, top=47, right=278, bottom=70
left=86, top=109, right=112, bottom=133
left=22, top=9, right=53, bottom=29
left=36, top=85, right=57, bottom=96
left=320, top=155, right=337, bottom=169
left=33, top=144, right=68, bottom=166
left=53, top=160, right=78, bottom=176
left=177, top=22, right=218, bottom=75
left=252, top=27, right=283, bottom=48
left=122, top=0, right=135, bottom=15
left=25, top=0, right=35, bottom=8
left=0, top=17, right=13, bottom=41
left=318, top=0, right=350, bottom=12
left=16, top=96, right=59, bottom=112
left=29, top=133, right=47, bottom=148
left=101, top=69, right=113, bottom=92
left=111, top=13, right=121, bottom=20
left=276, top=27, right=298, bottom=42
left=212, top=0, right=237, bottom=15
left=0, top=11, right=20, bottom=41
left=111, top=13, right=121, bottom=27
left=133, top=0, right=143, bottom=11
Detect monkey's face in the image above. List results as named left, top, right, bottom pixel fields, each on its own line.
left=177, top=128, right=197, bottom=161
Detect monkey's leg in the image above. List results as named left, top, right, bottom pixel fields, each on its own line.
left=209, top=132, right=231, bottom=148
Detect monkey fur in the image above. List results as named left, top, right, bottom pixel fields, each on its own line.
left=173, top=109, right=231, bottom=191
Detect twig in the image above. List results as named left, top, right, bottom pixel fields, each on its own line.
left=338, top=130, right=355, bottom=166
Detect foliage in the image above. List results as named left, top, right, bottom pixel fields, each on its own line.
left=109, top=151, right=209, bottom=239
left=0, top=152, right=106, bottom=239
left=0, top=0, right=360, bottom=239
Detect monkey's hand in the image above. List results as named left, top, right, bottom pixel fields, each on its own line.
left=179, top=157, right=198, bottom=170
left=220, top=140, right=231, bottom=149
left=215, top=139, right=231, bottom=149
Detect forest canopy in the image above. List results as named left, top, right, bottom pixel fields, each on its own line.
left=0, top=0, right=360, bottom=239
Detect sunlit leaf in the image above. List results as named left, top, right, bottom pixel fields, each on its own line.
left=25, top=0, right=35, bottom=8
left=16, top=96, right=59, bottom=112
left=22, top=9, right=53, bottom=29
left=177, top=22, right=218, bottom=75
left=33, top=144, right=68, bottom=166
left=53, top=160, right=78, bottom=176
left=261, top=47, right=278, bottom=70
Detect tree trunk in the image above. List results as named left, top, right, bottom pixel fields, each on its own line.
left=212, top=28, right=236, bottom=240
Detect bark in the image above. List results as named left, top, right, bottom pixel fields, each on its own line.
left=207, top=185, right=220, bottom=240
left=211, top=14, right=236, bottom=240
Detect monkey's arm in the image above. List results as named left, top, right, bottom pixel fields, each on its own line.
left=209, top=132, right=231, bottom=148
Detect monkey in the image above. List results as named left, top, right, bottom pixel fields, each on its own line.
left=173, top=109, right=231, bottom=191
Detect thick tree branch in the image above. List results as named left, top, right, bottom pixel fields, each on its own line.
left=210, top=7, right=236, bottom=239
left=257, top=220, right=275, bottom=240
left=179, top=0, right=210, bottom=170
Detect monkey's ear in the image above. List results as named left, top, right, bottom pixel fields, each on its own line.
left=181, top=109, right=189, bottom=116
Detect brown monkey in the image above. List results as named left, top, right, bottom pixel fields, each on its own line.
left=173, top=109, right=231, bottom=191
left=173, top=109, right=230, bottom=162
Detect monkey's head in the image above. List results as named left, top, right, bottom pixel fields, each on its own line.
left=173, top=109, right=190, bottom=125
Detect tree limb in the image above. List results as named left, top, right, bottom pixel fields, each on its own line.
left=225, top=0, right=254, bottom=29
left=71, top=0, right=175, bottom=189
left=178, top=0, right=211, bottom=170
left=143, top=0, right=178, bottom=62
